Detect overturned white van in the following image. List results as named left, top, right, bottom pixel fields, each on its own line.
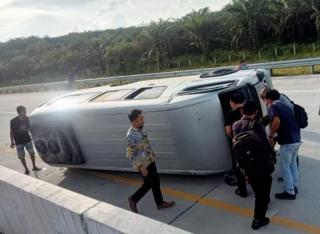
left=30, top=69, right=272, bottom=174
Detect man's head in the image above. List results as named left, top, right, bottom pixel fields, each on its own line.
left=128, top=109, right=144, bottom=129
left=242, top=100, right=258, bottom=117
left=265, top=89, right=280, bottom=105
left=16, top=106, right=26, bottom=118
left=230, top=92, right=245, bottom=109
left=259, top=87, right=271, bottom=101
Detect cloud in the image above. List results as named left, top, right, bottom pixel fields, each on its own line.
left=1, top=0, right=93, bottom=9
left=0, top=0, right=230, bottom=41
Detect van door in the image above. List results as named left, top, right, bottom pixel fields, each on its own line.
left=218, top=83, right=263, bottom=121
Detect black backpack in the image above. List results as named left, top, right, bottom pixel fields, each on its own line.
left=293, top=103, right=308, bottom=129
left=232, top=121, right=275, bottom=175
left=281, top=94, right=308, bottom=129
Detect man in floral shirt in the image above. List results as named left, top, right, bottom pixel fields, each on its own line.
left=126, top=109, right=175, bottom=213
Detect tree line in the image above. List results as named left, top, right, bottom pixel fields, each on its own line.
left=1, top=0, right=320, bottom=86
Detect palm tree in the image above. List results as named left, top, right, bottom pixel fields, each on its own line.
left=136, top=19, right=172, bottom=69
left=182, top=7, right=215, bottom=57
left=311, top=0, right=320, bottom=40
left=225, top=0, right=278, bottom=50
left=278, top=0, right=315, bottom=42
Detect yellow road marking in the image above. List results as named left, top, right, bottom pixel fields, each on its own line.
left=95, top=172, right=320, bottom=234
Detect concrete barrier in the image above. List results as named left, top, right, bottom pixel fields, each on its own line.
left=0, top=166, right=191, bottom=234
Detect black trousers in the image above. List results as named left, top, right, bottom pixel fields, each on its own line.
left=235, top=167, right=247, bottom=193
left=248, top=174, right=272, bottom=220
left=227, top=140, right=247, bottom=192
left=131, top=162, right=164, bottom=206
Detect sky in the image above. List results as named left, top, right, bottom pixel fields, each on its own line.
left=0, top=0, right=230, bottom=42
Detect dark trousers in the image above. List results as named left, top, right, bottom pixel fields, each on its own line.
left=227, top=139, right=247, bottom=192
left=248, top=175, right=272, bottom=220
left=236, top=167, right=247, bottom=193
left=231, top=148, right=247, bottom=193
left=131, top=162, right=164, bottom=206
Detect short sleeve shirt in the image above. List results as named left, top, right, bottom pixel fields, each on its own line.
left=267, top=101, right=300, bottom=144
left=225, top=108, right=242, bottom=127
left=10, top=117, right=32, bottom=145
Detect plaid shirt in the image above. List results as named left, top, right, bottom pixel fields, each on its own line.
left=125, top=127, right=155, bottom=169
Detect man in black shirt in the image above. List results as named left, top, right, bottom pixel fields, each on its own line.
left=10, top=106, right=40, bottom=175
left=232, top=101, right=273, bottom=230
left=224, top=93, right=247, bottom=197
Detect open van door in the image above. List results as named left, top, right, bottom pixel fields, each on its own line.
left=218, top=83, right=263, bottom=121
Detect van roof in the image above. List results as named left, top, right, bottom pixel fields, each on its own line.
left=44, top=69, right=260, bottom=107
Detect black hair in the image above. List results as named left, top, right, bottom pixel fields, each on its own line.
left=242, top=100, right=258, bottom=115
left=128, top=109, right=142, bottom=122
left=240, top=59, right=246, bottom=63
left=230, top=92, right=245, bottom=104
left=265, top=89, right=280, bottom=101
left=16, top=105, right=26, bottom=114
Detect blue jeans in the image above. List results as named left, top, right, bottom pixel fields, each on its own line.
left=279, top=143, right=301, bottom=195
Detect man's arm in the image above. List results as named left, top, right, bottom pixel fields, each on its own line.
left=269, top=116, right=280, bottom=145
left=225, top=126, right=233, bottom=138
left=10, top=122, right=15, bottom=148
left=269, top=116, right=280, bottom=137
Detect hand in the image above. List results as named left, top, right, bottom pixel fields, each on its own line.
left=10, top=142, right=15, bottom=148
left=269, top=138, right=276, bottom=147
left=140, top=166, right=148, bottom=177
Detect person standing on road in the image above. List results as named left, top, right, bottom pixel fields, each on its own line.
left=265, top=90, right=301, bottom=200
left=224, top=93, right=248, bottom=197
left=10, top=106, right=41, bottom=175
left=260, top=87, right=300, bottom=181
left=125, top=109, right=175, bottom=213
left=232, top=101, right=273, bottom=230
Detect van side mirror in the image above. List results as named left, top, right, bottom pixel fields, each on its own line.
left=256, top=71, right=265, bottom=82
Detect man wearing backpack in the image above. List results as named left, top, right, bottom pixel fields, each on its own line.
left=232, top=101, right=273, bottom=230
left=260, top=87, right=298, bottom=181
left=224, top=93, right=247, bottom=197
left=265, top=90, right=301, bottom=200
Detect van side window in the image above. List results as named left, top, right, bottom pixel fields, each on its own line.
left=126, top=86, right=167, bottom=100
left=91, top=89, right=133, bottom=102
left=49, top=92, right=99, bottom=106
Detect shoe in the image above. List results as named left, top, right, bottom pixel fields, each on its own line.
left=128, top=196, right=138, bottom=213
left=32, top=167, right=41, bottom=171
left=277, top=177, right=284, bottom=182
left=157, top=201, right=175, bottom=210
left=251, top=217, right=270, bottom=230
left=24, top=170, right=30, bottom=175
left=235, top=188, right=247, bottom=198
left=294, top=187, right=298, bottom=195
left=275, top=191, right=296, bottom=200
left=224, top=174, right=238, bottom=187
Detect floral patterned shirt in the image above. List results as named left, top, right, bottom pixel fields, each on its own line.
left=125, top=127, right=155, bottom=169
